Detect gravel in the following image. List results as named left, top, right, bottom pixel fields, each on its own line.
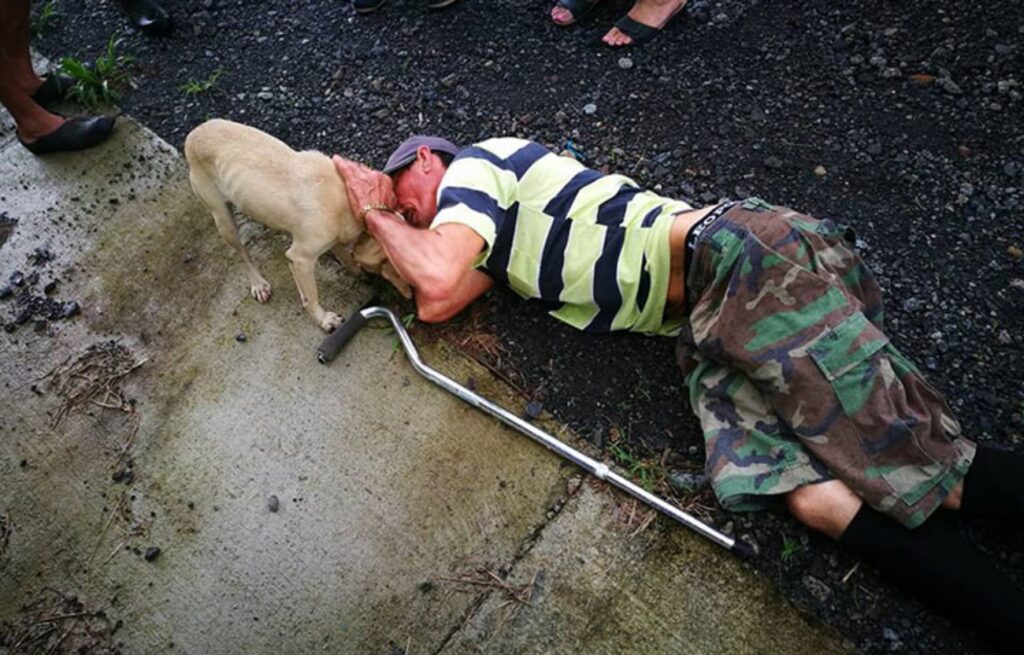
left=30, top=1, right=1023, bottom=653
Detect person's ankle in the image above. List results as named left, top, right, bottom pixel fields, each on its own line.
left=17, top=73, right=46, bottom=97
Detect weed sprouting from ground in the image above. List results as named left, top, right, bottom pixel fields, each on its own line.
left=31, top=1, right=58, bottom=35
left=780, top=535, right=803, bottom=562
left=179, top=68, right=225, bottom=96
left=607, top=439, right=665, bottom=492
left=59, top=35, right=134, bottom=111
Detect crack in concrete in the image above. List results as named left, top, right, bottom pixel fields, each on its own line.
left=430, top=475, right=584, bottom=655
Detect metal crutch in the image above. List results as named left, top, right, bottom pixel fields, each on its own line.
left=317, top=305, right=753, bottom=559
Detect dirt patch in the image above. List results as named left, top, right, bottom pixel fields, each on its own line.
left=1, top=245, right=82, bottom=335
left=0, top=588, right=121, bottom=655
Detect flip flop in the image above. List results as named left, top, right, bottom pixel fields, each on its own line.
left=608, top=1, right=685, bottom=46
left=551, top=0, right=601, bottom=26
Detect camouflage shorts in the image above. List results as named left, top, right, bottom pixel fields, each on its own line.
left=677, top=199, right=975, bottom=528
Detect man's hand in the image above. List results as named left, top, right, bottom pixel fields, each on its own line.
left=331, top=155, right=397, bottom=219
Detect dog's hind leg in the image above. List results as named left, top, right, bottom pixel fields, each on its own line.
left=190, top=171, right=273, bottom=303
left=286, top=240, right=341, bottom=332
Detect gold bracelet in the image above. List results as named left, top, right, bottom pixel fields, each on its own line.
left=359, top=203, right=396, bottom=222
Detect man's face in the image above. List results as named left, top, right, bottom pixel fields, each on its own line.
left=392, top=146, right=447, bottom=229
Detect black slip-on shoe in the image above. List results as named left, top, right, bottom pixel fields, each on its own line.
left=426, top=0, right=460, bottom=8
left=119, top=0, right=173, bottom=35
left=30, top=73, right=77, bottom=105
left=353, top=0, right=386, bottom=13
left=18, top=116, right=116, bottom=156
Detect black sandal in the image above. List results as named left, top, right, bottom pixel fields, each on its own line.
left=551, top=0, right=601, bottom=26
left=609, top=1, right=685, bottom=46
left=352, top=0, right=386, bottom=13
left=18, top=116, right=116, bottom=156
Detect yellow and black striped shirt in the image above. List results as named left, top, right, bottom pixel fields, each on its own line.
left=430, top=138, right=691, bottom=335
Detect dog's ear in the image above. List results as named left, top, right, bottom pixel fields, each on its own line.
left=353, top=235, right=385, bottom=262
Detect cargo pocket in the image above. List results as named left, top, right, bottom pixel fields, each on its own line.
left=808, top=312, right=889, bottom=416
left=815, top=218, right=857, bottom=247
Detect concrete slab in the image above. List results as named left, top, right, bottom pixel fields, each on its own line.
left=0, top=118, right=573, bottom=653
left=442, top=483, right=852, bottom=655
left=0, top=112, right=852, bottom=654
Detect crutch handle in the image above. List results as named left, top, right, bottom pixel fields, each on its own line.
left=730, top=539, right=756, bottom=559
left=317, top=310, right=368, bottom=364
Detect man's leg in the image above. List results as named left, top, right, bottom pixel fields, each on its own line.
left=961, top=444, right=1024, bottom=525
left=788, top=480, right=1023, bottom=653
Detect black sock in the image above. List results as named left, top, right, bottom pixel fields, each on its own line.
left=839, top=505, right=1024, bottom=653
left=961, top=444, right=1024, bottom=525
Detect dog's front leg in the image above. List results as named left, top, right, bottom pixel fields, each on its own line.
left=286, top=245, right=341, bottom=332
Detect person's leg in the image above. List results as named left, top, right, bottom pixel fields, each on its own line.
left=603, top=0, right=686, bottom=47
left=0, top=0, right=63, bottom=140
left=785, top=480, right=862, bottom=539
left=960, top=444, right=1024, bottom=524
left=0, top=0, right=115, bottom=153
left=687, top=201, right=974, bottom=529
left=0, top=0, right=45, bottom=94
left=788, top=481, right=1024, bottom=653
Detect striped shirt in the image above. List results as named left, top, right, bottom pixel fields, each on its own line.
left=430, top=138, right=692, bottom=335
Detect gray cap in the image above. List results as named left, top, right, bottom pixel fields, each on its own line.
left=382, top=135, right=461, bottom=175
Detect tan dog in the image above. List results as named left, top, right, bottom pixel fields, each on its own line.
left=183, top=119, right=411, bottom=332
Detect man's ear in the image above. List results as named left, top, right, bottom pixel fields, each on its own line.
left=416, top=145, right=433, bottom=172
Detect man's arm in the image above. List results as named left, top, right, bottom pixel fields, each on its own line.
left=417, top=268, right=494, bottom=323
left=363, top=208, right=490, bottom=321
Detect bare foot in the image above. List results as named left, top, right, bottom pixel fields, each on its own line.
left=550, top=0, right=599, bottom=26
left=602, top=0, right=685, bottom=47
left=551, top=6, right=574, bottom=25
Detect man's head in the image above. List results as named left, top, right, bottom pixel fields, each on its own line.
left=383, top=135, right=460, bottom=228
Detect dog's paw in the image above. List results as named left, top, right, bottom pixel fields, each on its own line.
left=319, top=312, right=343, bottom=332
left=250, top=281, right=272, bottom=303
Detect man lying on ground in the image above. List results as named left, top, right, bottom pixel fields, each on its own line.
left=333, top=135, right=1024, bottom=652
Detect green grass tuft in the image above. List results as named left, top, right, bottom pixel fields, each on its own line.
left=31, top=1, right=59, bottom=35
left=179, top=68, right=225, bottom=96
left=780, top=534, right=803, bottom=562
left=58, top=35, right=134, bottom=111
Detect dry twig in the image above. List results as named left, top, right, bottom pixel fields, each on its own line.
left=0, top=588, right=117, bottom=655
left=47, top=341, right=146, bottom=427
left=0, top=511, right=11, bottom=563
left=436, top=566, right=536, bottom=606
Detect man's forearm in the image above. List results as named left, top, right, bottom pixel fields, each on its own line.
left=365, top=209, right=455, bottom=293
left=364, top=209, right=483, bottom=301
